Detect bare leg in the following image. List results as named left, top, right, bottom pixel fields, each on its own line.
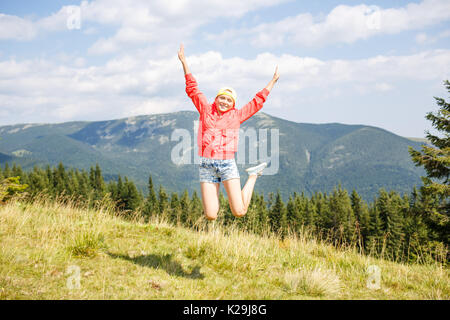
left=222, top=176, right=257, bottom=218
left=200, top=182, right=220, bottom=220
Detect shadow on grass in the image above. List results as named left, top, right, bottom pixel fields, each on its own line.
left=107, top=252, right=204, bottom=279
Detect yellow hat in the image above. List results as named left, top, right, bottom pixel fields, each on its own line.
left=216, top=87, right=237, bottom=107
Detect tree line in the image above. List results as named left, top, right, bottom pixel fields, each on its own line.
left=0, top=161, right=446, bottom=265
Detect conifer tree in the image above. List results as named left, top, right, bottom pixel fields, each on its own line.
left=327, top=186, right=355, bottom=244
left=313, top=192, right=330, bottom=231
left=39, top=168, right=51, bottom=194
left=384, top=192, right=406, bottom=260
left=89, top=166, right=95, bottom=188
left=26, top=167, right=43, bottom=197
left=286, top=196, right=298, bottom=234
left=170, top=192, right=181, bottom=224
left=106, top=180, right=117, bottom=202
left=294, top=192, right=308, bottom=228
left=67, top=170, right=78, bottom=195
left=45, top=165, right=53, bottom=186
left=54, top=162, right=69, bottom=196
left=180, top=189, right=191, bottom=225
left=409, top=80, right=450, bottom=244
left=350, top=190, right=370, bottom=246
left=115, top=175, right=125, bottom=209
left=96, top=164, right=105, bottom=190
left=351, top=190, right=363, bottom=222
left=376, top=189, right=390, bottom=231
left=89, top=163, right=106, bottom=200
left=3, top=163, right=11, bottom=178
left=266, top=192, right=275, bottom=211
left=305, top=200, right=318, bottom=232
left=158, top=184, right=169, bottom=215
left=12, top=164, right=24, bottom=181
left=77, top=170, right=90, bottom=201
left=269, top=191, right=287, bottom=237
left=359, top=203, right=371, bottom=247
left=404, top=187, right=432, bottom=262
left=367, top=199, right=384, bottom=256
left=124, top=178, right=142, bottom=212
left=257, top=194, right=270, bottom=235
left=190, top=190, right=203, bottom=228
left=143, top=175, right=158, bottom=218
left=113, top=176, right=142, bottom=213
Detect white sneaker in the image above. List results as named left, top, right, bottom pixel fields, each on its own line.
left=245, top=162, right=268, bottom=176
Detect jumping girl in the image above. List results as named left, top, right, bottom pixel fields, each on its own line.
left=178, top=44, right=280, bottom=220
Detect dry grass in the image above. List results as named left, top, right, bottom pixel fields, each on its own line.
left=0, top=195, right=449, bottom=300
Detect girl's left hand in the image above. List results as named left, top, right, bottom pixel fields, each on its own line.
left=178, top=43, right=186, bottom=63
left=273, top=66, right=280, bottom=82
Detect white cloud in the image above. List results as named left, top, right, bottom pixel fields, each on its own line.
left=415, top=32, right=428, bottom=44
left=207, top=0, right=450, bottom=47
left=88, top=37, right=119, bottom=55
left=0, top=48, right=449, bottom=126
left=127, top=97, right=183, bottom=116
left=0, top=14, right=36, bottom=40
left=2, top=0, right=448, bottom=60
left=36, top=6, right=75, bottom=32
left=0, top=0, right=291, bottom=57
left=85, top=0, right=293, bottom=55
left=374, top=83, right=393, bottom=92
left=0, top=5, right=81, bottom=40
left=416, top=29, right=450, bottom=45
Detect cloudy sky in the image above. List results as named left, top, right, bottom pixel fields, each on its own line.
left=0, top=0, right=449, bottom=137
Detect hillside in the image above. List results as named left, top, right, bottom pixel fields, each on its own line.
left=0, top=197, right=448, bottom=300
left=0, top=112, right=425, bottom=200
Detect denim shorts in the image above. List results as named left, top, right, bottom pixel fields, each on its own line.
left=199, top=157, right=240, bottom=183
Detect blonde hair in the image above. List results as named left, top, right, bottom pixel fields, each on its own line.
left=216, top=87, right=237, bottom=106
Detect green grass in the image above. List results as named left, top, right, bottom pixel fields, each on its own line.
left=0, top=196, right=448, bottom=300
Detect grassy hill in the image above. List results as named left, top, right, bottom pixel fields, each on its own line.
left=0, top=197, right=448, bottom=300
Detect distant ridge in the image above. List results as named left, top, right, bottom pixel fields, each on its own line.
left=0, top=111, right=424, bottom=200
left=405, top=137, right=431, bottom=145
left=0, top=151, right=15, bottom=163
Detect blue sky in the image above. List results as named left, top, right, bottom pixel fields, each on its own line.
left=0, top=0, right=449, bottom=138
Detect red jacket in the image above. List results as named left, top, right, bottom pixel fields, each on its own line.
left=185, top=73, right=269, bottom=160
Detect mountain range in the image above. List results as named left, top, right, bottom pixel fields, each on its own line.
left=0, top=111, right=425, bottom=201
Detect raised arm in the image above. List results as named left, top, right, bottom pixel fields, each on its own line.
left=264, top=66, right=280, bottom=93
left=178, top=44, right=191, bottom=75
left=179, top=43, right=208, bottom=113
left=238, top=66, right=280, bottom=123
